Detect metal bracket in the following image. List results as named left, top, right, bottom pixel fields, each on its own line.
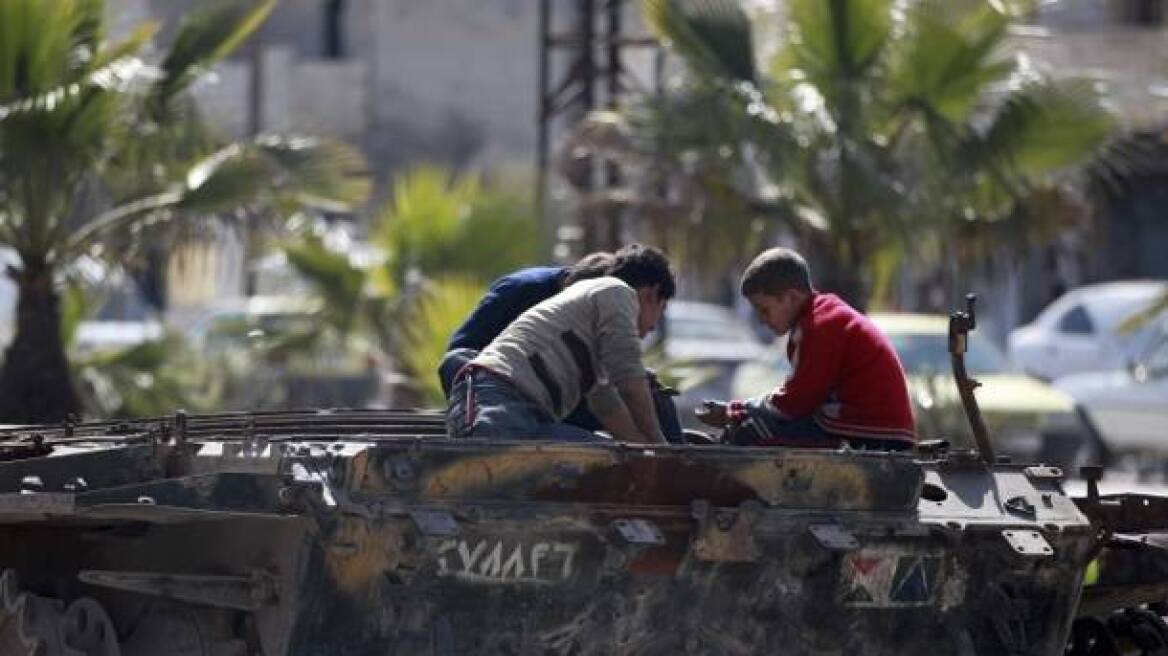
left=1002, top=530, right=1054, bottom=557
left=809, top=523, right=860, bottom=552
left=410, top=509, right=459, bottom=537
left=1024, top=466, right=1064, bottom=480
left=691, top=500, right=759, bottom=563
left=78, top=570, right=278, bottom=611
left=613, top=518, right=665, bottom=546
left=1004, top=495, right=1037, bottom=519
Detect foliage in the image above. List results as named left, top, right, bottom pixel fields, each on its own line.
left=395, top=277, right=486, bottom=406
left=1118, top=292, right=1168, bottom=335
left=623, top=0, right=1116, bottom=307
left=371, top=166, right=543, bottom=290
left=0, top=0, right=370, bottom=421
left=74, top=334, right=227, bottom=418
left=284, top=166, right=542, bottom=404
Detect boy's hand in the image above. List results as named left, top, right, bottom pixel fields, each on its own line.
left=694, top=400, right=730, bottom=427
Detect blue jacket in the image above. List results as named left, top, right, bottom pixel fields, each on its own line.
left=447, top=266, right=566, bottom=352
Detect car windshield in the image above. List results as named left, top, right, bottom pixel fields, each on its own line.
left=887, top=332, right=1010, bottom=376
left=1139, top=326, right=1168, bottom=377
left=1093, top=288, right=1168, bottom=332
left=667, top=316, right=755, bottom=342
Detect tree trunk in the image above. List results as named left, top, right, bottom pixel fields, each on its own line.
left=823, top=265, right=869, bottom=313
left=0, top=261, right=81, bottom=423
left=806, top=233, right=870, bottom=312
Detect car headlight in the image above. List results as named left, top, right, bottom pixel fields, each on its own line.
left=914, top=388, right=935, bottom=410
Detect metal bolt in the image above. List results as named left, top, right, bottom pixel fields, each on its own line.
left=19, top=476, right=43, bottom=495
left=174, top=410, right=188, bottom=445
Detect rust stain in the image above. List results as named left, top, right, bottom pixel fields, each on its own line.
left=324, top=518, right=408, bottom=595
left=421, top=449, right=615, bottom=498
left=626, top=547, right=683, bottom=575
left=692, top=512, right=759, bottom=563
left=735, top=457, right=874, bottom=509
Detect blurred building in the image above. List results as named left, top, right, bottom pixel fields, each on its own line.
left=109, top=2, right=1167, bottom=329
left=111, top=0, right=545, bottom=171
left=1018, top=0, right=1168, bottom=127
left=1011, top=0, right=1168, bottom=314
left=107, top=1, right=661, bottom=310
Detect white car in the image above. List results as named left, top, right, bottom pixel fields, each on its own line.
left=650, top=301, right=767, bottom=429
left=1007, top=280, right=1168, bottom=381
left=1054, top=320, right=1168, bottom=454
left=656, top=300, right=767, bottom=365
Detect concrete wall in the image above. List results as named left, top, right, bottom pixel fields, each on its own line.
left=1012, top=28, right=1168, bottom=127
left=111, top=0, right=661, bottom=173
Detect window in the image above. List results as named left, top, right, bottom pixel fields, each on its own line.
left=1057, top=305, right=1095, bottom=335
left=887, top=333, right=1010, bottom=377
left=1125, top=0, right=1165, bottom=25
left=1142, top=335, right=1168, bottom=378
left=323, top=0, right=347, bottom=59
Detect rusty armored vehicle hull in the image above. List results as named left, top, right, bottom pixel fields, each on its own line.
left=1, top=408, right=1166, bottom=655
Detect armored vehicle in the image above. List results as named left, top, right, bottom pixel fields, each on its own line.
left=1, top=298, right=1167, bottom=655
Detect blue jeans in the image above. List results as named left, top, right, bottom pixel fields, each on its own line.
left=446, top=369, right=600, bottom=441
left=441, top=350, right=683, bottom=441
left=726, top=413, right=841, bottom=447
left=438, top=348, right=478, bottom=399
left=726, top=410, right=912, bottom=451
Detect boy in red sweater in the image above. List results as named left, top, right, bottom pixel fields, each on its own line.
left=697, top=248, right=915, bottom=450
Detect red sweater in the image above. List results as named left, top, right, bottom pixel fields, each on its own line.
left=730, top=293, right=915, bottom=444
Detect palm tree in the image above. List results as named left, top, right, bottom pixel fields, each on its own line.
left=0, top=0, right=369, bottom=422
left=630, top=0, right=1115, bottom=308
left=284, top=166, right=541, bottom=405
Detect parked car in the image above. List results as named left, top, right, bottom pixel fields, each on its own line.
left=72, top=280, right=164, bottom=354
left=732, top=313, right=1091, bottom=466
left=188, top=296, right=382, bottom=409
left=0, top=248, right=164, bottom=354
left=1007, top=280, right=1168, bottom=381
left=650, top=300, right=766, bottom=429
left=1054, top=317, right=1168, bottom=455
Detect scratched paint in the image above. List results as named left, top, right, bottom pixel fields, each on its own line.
left=839, top=549, right=944, bottom=607
left=421, top=451, right=614, bottom=498
left=436, top=538, right=579, bottom=584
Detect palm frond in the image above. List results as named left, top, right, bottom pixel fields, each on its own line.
left=177, top=143, right=273, bottom=212
left=90, top=20, right=159, bottom=71
left=152, top=0, right=276, bottom=114
left=643, top=0, right=756, bottom=83
left=395, top=277, right=486, bottom=407
left=64, top=133, right=370, bottom=256
left=0, top=0, right=90, bottom=99
left=976, top=79, right=1114, bottom=178
left=447, top=189, right=543, bottom=282
left=253, top=135, right=371, bottom=210
left=884, top=0, right=1013, bottom=122
left=1117, top=292, right=1168, bottom=334
left=59, top=280, right=97, bottom=349
left=785, top=0, right=892, bottom=92
left=373, top=166, right=542, bottom=286
left=75, top=333, right=227, bottom=417
left=1082, top=128, right=1168, bottom=204
left=283, top=235, right=366, bottom=334
left=372, top=166, right=479, bottom=286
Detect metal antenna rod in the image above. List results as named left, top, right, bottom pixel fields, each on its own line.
left=948, top=293, right=996, bottom=464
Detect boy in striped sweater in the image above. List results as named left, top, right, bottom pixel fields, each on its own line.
left=697, top=248, right=915, bottom=450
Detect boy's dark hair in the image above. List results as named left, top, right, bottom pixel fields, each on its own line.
left=608, top=243, right=676, bottom=299
left=739, top=247, right=813, bottom=296
left=562, top=251, right=614, bottom=286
